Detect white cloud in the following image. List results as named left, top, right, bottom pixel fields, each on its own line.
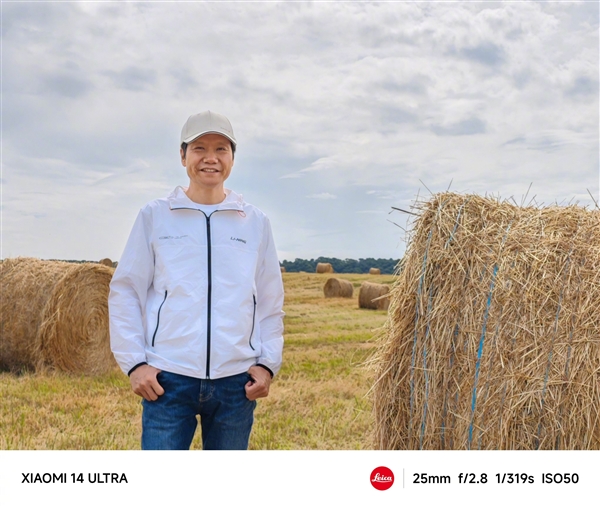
left=279, top=173, right=304, bottom=179
left=306, top=193, right=337, bottom=200
left=2, top=2, right=597, bottom=261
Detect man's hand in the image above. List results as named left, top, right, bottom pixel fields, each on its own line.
left=130, top=364, right=164, bottom=401
left=245, top=365, right=272, bottom=401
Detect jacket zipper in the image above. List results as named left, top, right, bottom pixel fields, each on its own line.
left=171, top=206, right=239, bottom=379
left=204, top=213, right=212, bottom=378
left=249, top=294, right=256, bottom=351
left=151, top=290, right=168, bottom=346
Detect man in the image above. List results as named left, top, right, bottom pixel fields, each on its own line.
left=109, top=111, right=284, bottom=450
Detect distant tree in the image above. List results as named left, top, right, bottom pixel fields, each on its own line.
left=280, top=257, right=401, bottom=274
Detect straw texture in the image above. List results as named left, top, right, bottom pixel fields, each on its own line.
left=359, top=282, right=390, bottom=310
left=0, top=258, right=70, bottom=372
left=0, top=257, right=116, bottom=375
left=36, top=263, right=117, bottom=374
left=372, top=192, right=600, bottom=450
left=323, top=278, right=353, bottom=298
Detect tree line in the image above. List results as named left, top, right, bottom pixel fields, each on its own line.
left=50, top=257, right=400, bottom=274
left=280, top=257, right=401, bottom=274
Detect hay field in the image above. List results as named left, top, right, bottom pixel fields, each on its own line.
left=0, top=272, right=394, bottom=450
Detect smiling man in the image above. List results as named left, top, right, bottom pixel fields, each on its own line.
left=109, top=111, right=285, bottom=450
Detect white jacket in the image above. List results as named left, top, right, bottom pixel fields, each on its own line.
left=109, top=186, right=284, bottom=380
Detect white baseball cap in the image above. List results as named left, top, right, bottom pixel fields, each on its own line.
left=180, top=110, right=237, bottom=146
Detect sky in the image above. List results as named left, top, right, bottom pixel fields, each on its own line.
left=1, top=1, right=598, bottom=262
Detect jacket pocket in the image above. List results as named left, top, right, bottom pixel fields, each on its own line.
left=152, top=291, right=168, bottom=347
left=248, top=294, right=256, bottom=350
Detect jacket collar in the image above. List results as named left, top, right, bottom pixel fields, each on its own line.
left=168, top=186, right=244, bottom=211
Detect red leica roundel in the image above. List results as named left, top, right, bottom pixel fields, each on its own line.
left=370, top=466, right=394, bottom=490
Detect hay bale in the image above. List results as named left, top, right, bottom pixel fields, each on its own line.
left=323, top=278, right=353, bottom=298
left=280, top=266, right=286, bottom=273
left=36, top=263, right=117, bottom=375
left=372, top=192, right=600, bottom=450
left=0, top=258, right=71, bottom=372
left=358, top=282, right=390, bottom=310
left=369, top=268, right=381, bottom=275
left=99, top=258, right=114, bottom=267
left=0, top=257, right=116, bottom=375
left=316, top=262, right=334, bottom=273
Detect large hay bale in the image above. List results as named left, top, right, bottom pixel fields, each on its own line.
left=280, top=266, right=286, bottom=273
left=0, top=258, right=71, bottom=372
left=36, top=263, right=116, bottom=374
left=0, top=257, right=116, bottom=375
left=358, top=282, right=390, bottom=310
left=373, top=192, right=600, bottom=450
left=316, top=262, right=334, bottom=273
left=99, top=258, right=113, bottom=267
left=369, top=268, right=381, bottom=275
left=323, top=278, right=353, bottom=298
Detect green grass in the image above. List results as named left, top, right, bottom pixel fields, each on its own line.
left=0, top=272, right=394, bottom=450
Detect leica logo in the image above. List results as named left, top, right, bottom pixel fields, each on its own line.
left=372, top=473, right=392, bottom=482
left=370, top=467, right=394, bottom=490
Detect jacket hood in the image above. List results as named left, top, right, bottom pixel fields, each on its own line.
left=167, top=186, right=245, bottom=211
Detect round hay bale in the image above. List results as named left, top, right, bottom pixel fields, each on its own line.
left=0, top=258, right=72, bottom=372
left=369, top=268, right=381, bottom=275
left=358, top=282, right=390, bottom=310
left=280, top=266, right=286, bottom=273
left=36, top=263, right=117, bottom=375
left=0, top=257, right=116, bottom=375
left=323, top=278, right=353, bottom=298
left=316, top=262, right=334, bottom=274
left=99, top=258, right=114, bottom=267
left=373, top=192, right=600, bottom=450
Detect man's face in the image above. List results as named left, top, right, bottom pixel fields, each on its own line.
left=180, top=133, right=234, bottom=192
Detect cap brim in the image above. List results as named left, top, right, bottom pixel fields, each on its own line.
left=182, top=130, right=237, bottom=146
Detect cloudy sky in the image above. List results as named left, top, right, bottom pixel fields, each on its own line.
left=2, top=1, right=598, bottom=262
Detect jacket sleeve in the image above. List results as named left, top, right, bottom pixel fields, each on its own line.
left=255, top=215, right=285, bottom=376
left=108, top=208, right=155, bottom=376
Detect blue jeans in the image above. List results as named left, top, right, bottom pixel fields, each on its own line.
left=141, top=370, right=256, bottom=450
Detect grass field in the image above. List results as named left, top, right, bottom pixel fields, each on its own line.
left=0, top=272, right=395, bottom=450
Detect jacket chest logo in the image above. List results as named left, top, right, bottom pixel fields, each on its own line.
left=159, top=235, right=189, bottom=240
left=230, top=237, right=247, bottom=244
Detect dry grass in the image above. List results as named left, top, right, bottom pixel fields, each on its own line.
left=0, top=272, right=395, bottom=450
left=1, top=370, right=140, bottom=449
left=372, top=192, right=600, bottom=450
